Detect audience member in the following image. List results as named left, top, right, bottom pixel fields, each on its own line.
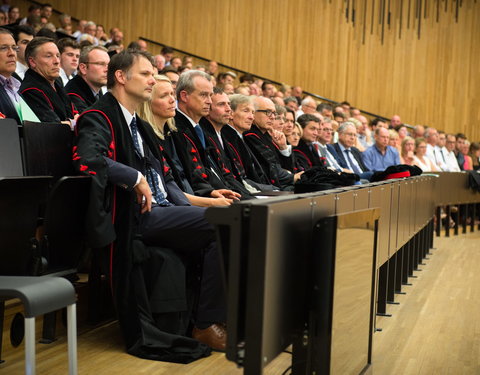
left=390, top=114, right=402, bottom=128
left=19, top=4, right=40, bottom=26
left=468, top=142, right=480, bottom=170
left=284, top=96, right=299, bottom=112
left=13, top=25, right=34, bottom=80
left=328, top=122, right=372, bottom=180
left=363, top=127, right=401, bottom=171
left=455, top=133, right=467, bottom=170
left=172, top=70, right=243, bottom=199
left=461, top=140, right=473, bottom=170
left=57, top=38, right=80, bottom=86
left=8, top=6, right=20, bottom=24
left=161, top=66, right=179, bottom=92
left=73, top=49, right=227, bottom=352
left=443, top=134, right=461, bottom=172
left=243, top=96, right=303, bottom=189
left=207, top=60, right=218, bottom=75
left=153, top=54, right=165, bottom=72
left=65, top=45, right=109, bottom=113
left=20, top=37, right=77, bottom=125
left=293, top=114, right=324, bottom=171
left=283, top=108, right=295, bottom=137
left=388, top=129, right=401, bottom=153
left=287, top=122, right=302, bottom=147
left=413, top=138, right=439, bottom=172
left=317, top=102, right=333, bottom=119
left=296, top=96, right=316, bottom=117
left=400, top=136, right=415, bottom=165
left=413, top=124, right=425, bottom=138
left=261, top=81, right=275, bottom=99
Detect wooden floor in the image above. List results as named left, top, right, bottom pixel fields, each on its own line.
left=1, top=231, right=479, bottom=374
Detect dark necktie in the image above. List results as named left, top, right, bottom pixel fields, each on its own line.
left=130, top=117, right=170, bottom=206
left=345, top=149, right=362, bottom=175
left=194, top=124, right=206, bottom=148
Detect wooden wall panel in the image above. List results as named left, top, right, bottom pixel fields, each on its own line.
left=26, top=0, right=480, bottom=140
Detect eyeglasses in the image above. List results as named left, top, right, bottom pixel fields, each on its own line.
left=256, top=109, right=276, bottom=117
left=85, top=61, right=109, bottom=67
left=322, top=128, right=333, bottom=133
left=0, top=45, right=20, bottom=53
left=343, top=132, right=357, bottom=137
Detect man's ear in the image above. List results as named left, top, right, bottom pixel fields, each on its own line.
left=178, top=90, right=188, bottom=103
left=115, top=69, right=126, bottom=85
left=78, top=62, right=87, bottom=76
left=27, top=56, right=35, bottom=70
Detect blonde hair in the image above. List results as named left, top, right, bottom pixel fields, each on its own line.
left=138, top=74, right=177, bottom=139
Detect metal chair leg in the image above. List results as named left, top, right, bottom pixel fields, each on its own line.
left=67, top=304, right=78, bottom=375
left=24, top=317, right=35, bottom=375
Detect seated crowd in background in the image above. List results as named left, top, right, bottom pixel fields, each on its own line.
left=1, top=4, right=479, bottom=356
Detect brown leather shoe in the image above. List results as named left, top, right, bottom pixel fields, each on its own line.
left=192, top=324, right=227, bottom=352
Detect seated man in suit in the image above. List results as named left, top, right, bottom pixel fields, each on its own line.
left=65, top=45, right=109, bottom=113
left=74, top=50, right=226, bottom=352
left=0, top=29, right=22, bottom=122
left=0, top=28, right=37, bottom=122
left=243, top=96, right=303, bottom=190
left=172, top=69, right=243, bottom=200
left=293, top=114, right=325, bottom=171
left=20, top=37, right=78, bottom=126
left=328, top=121, right=373, bottom=181
left=363, top=127, right=401, bottom=171
left=222, top=94, right=279, bottom=191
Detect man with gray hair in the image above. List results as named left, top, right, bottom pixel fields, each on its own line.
left=362, top=127, right=401, bottom=171
left=65, top=45, right=109, bottom=113
left=296, top=96, right=317, bottom=118
left=172, top=69, right=244, bottom=199
left=328, top=121, right=372, bottom=180
left=424, top=127, right=447, bottom=170
left=153, top=54, right=165, bottom=72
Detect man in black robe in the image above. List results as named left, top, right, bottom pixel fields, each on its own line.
left=293, top=114, right=326, bottom=172
left=73, top=50, right=226, bottom=359
left=171, top=70, right=244, bottom=200
left=19, top=37, right=77, bottom=126
left=65, top=45, right=109, bottom=113
left=243, top=96, right=303, bottom=190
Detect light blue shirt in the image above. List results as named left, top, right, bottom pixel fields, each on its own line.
left=363, top=144, right=401, bottom=171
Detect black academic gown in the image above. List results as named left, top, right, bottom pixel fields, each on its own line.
left=293, top=139, right=326, bottom=172
left=199, top=118, right=254, bottom=198
left=243, top=124, right=294, bottom=190
left=65, top=74, right=102, bottom=114
left=172, top=110, right=250, bottom=198
left=19, top=69, right=77, bottom=122
left=73, top=92, right=210, bottom=363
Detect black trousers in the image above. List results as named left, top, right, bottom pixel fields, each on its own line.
left=138, top=204, right=226, bottom=324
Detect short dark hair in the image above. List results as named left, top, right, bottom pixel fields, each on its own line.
left=297, top=114, right=320, bottom=129
left=239, top=73, right=255, bottom=83
left=160, top=46, right=174, bottom=55
left=12, top=25, right=35, bottom=43
left=107, top=49, right=153, bottom=89
left=127, top=41, right=141, bottom=50
left=371, top=117, right=386, bottom=127
left=28, top=4, right=41, bottom=12
left=261, top=81, right=274, bottom=90
left=317, top=103, right=333, bottom=112
left=25, top=37, right=56, bottom=68
left=333, top=111, right=345, bottom=119
left=213, top=86, right=224, bottom=95
left=56, top=38, right=79, bottom=54
left=36, top=28, right=57, bottom=41
left=160, top=66, right=178, bottom=74
left=456, top=133, right=467, bottom=140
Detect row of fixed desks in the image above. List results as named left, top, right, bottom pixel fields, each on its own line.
left=306, top=175, right=436, bottom=270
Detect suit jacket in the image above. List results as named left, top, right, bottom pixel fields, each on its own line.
left=293, top=139, right=326, bottom=172
left=328, top=142, right=369, bottom=172
left=0, top=84, right=21, bottom=123
left=20, top=69, right=77, bottom=122
left=65, top=74, right=102, bottom=114
left=243, top=124, right=294, bottom=190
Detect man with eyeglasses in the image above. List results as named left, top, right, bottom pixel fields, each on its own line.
left=19, top=37, right=78, bottom=126
left=443, top=134, right=461, bottom=172
left=0, top=29, right=22, bottom=122
left=328, top=121, right=373, bottom=181
left=243, top=96, right=303, bottom=190
left=57, top=38, right=80, bottom=86
left=65, top=45, right=109, bottom=113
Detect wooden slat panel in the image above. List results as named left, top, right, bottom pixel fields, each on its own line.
left=38, top=0, right=480, bottom=140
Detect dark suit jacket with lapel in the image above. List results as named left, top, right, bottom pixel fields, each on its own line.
left=243, top=124, right=294, bottom=190
left=293, top=139, right=326, bottom=172
left=199, top=118, right=253, bottom=198
left=328, top=142, right=369, bottom=172
left=65, top=74, right=101, bottom=114
left=20, top=69, right=77, bottom=122
left=0, top=84, right=21, bottom=123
